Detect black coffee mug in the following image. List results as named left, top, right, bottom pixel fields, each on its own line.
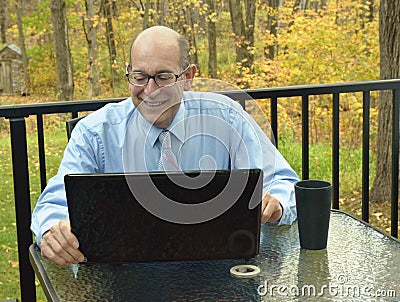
left=295, top=180, right=332, bottom=250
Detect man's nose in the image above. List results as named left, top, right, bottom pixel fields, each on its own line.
left=144, top=78, right=160, bottom=96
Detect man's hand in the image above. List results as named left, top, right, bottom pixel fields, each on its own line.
left=40, top=220, right=85, bottom=266
left=261, top=191, right=283, bottom=223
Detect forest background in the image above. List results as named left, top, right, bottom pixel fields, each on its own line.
left=1, top=0, right=398, bottom=300
left=1, top=0, right=380, bottom=98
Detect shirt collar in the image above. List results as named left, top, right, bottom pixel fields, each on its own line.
left=167, top=102, right=185, bottom=144
left=147, top=102, right=185, bottom=147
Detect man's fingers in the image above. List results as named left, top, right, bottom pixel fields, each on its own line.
left=261, top=191, right=282, bottom=223
left=41, top=238, right=74, bottom=265
left=261, top=205, right=272, bottom=224
left=57, top=221, right=84, bottom=262
left=59, top=220, right=80, bottom=249
left=41, top=221, right=85, bottom=265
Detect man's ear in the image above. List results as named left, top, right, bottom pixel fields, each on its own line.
left=183, top=64, right=197, bottom=91
left=125, top=62, right=131, bottom=75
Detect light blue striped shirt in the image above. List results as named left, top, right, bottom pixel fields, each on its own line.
left=31, top=91, right=299, bottom=243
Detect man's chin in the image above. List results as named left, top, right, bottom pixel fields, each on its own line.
left=152, top=117, right=173, bottom=129
left=141, top=111, right=172, bottom=129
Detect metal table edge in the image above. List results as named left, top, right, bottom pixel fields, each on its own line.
left=29, top=243, right=60, bottom=302
left=331, top=209, right=400, bottom=243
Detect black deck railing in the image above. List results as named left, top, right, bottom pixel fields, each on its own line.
left=1, top=79, right=399, bottom=301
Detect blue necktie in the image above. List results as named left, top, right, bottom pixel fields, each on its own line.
left=158, top=130, right=179, bottom=171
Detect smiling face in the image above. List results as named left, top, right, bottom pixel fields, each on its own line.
left=129, top=27, right=195, bottom=129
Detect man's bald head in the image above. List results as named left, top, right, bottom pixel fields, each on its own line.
left=130, top=26, right=190, bottom=70
left=134, top=26, right=180, bottom=43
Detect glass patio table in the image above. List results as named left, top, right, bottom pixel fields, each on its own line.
left=30, top=210, right=400, bottom=301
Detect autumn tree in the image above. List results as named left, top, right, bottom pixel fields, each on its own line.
left=82, top=0, right=101, bottom=99
left=142, top=0, right=151, bottom=30
left=0, top=0, right=7, bottom=43
left=50, top=0, right=74, bottom=101
left=261, top=0, right=279, bottom=60
left=101, top=0, right=117, bottom=90
left=370, top=0, right=400, bottom=202
left=15, top=0, right=30, bottom=95
left=228, top=0, right=256, bottom=88
left=360, top=0, right=374, bottom=27
left=180, top=2, right=200, bottom=73
left=293, top=0, right=327, bottom=12
left=207, top=0, right=217, bottom=78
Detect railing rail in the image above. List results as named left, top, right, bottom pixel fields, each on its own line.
left=1, top=79, right=399, bottom=301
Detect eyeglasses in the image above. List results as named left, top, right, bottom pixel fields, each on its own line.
left=126, top=66, right=190, bottom=87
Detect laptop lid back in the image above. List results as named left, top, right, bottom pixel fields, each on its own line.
left=65, top=169, right=262, bottom=263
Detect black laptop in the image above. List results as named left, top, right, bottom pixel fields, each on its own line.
left=65, top=169, right=262, bottom=263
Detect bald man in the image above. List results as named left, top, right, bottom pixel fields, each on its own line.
left=32, top=26, right=299, bottom=265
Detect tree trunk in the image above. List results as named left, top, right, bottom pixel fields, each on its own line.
left=207, top=0, right=217, bottom=78
left=370, top=0, right=400, bottom=202
left=228, top=0, right=256, bottom=88
left=229, top=0, right=246, bottom=68
left=264, top=0, right=279, bottom=60
left=0, top=0, right=7, bottom=44
left=50, top=0, right=74, bottom=101
left=15, top=0, right=30, bottom=95
left=142, top=0, right=150, bottom=30
left=84, top=0, right=101, bottom=99
left=360, top=0, right=375, bottom=28
left=174, top=2, right=200, bottom=74
left=293, top=0, right=308, bottom=12
left=102, top=0, right=117, bottom=90
left=244, top=0, right=256, bottom=56
left=185, top=7, right=199, bottom=73
left=365, top=0, right=374, bottom=23
left=157, top=0, right=166, bottom=26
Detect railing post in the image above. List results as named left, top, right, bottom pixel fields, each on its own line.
left=9, top=117, right=36, bottom=301
left=332, top=93, right=340, bottom=209
left=301, top=95, right=309, bottom=179
left=362, top=91, right=370, bottom=222
left=37, top=114, right=47, bottom=191
left=391, top=89, right=399, bottom=238
left=271, top=97, right=278, bottom=148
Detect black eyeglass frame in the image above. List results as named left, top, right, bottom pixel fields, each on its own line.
left=126, top=65, right=190, bottom=87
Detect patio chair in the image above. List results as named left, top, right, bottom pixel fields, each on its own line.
left=66, top=116, right=85, bottom=140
